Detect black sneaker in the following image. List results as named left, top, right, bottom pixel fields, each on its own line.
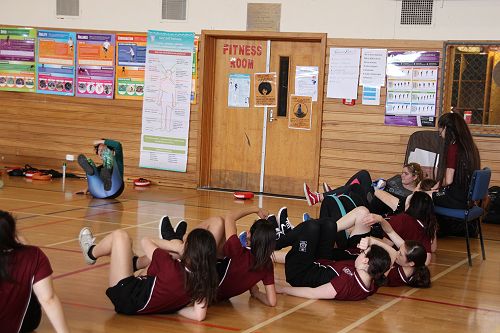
left=159, top=216, right=176, bottom=240
left=78, top=154, right=94, bottom=176
left=278, top=207, right=294, bottom=234
left=100, top=167, right=112, bottom=191
left=267, top=214, right=279, bottom=231
left=174, top=220, right=188, bottom=240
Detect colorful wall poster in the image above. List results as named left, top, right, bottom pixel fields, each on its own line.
left=254, top=72, right=277, bottom=107
left=76, top=33, right=115, bottom=98
left=289, top=95, right=312, bottom=130
left=36, top=30, right=76, bottom=96
left=0, top=27, right=36, bottom=92
left=327, top=48, right=361, bottom=99
left=228, top=73, right=250, bottom=107
left=295, top=66, right=318, bottom=101
left=140, top=30, right=195, bottom=172
left=385, top=51, right=439, bottom=127
left=115, top=33, right=147, bottom=100
left=190, top=35, right=199, bottom=104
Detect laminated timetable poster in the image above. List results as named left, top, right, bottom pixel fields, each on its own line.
left=115, top=33, right=147, bottom=100
left=36, top=30, right=76, bottom=96
left=140, top=30, right=195, bottom=172
left=76, top=33, right=115, bottom=98
left=0, top=27, right=36, bottom=92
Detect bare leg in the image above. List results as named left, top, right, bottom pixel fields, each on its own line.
left=197, top=216, right=225, bottom=257
left=336, top=206, right=372, bottom=236
left=91, top=230, right=134, bottom=287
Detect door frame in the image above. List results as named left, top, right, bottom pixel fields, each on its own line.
left=197, top=30, right=327, bottom=192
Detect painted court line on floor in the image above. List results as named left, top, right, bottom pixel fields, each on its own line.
left=53, top=262, right=110, bottom=280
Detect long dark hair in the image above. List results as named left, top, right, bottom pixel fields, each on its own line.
left=437, top=112, right=480, bottom=187
left=405, top=191, right=437, bottom=239
left=366, top=244, right=391, bottom=287
left=0, top=211, right=24, bottom=282
left=249, top=219, right=276, bottom=271
left=181, top=228, right=218, bottom=306
left=404, top=240, right=431, bottom=288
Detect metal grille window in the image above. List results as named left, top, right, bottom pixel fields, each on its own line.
left=443, top=43, right=500, bottom=136
left=400, top=0, right=434, bottom=25
left=162, top=0, right=187, bottom=21
left=56, top=0, right=79, bottom=17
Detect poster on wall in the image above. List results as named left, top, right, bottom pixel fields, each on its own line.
left=115, top=33, right=147, bottom=100
left=254, top=72, right=276, bottom=107
left=0, top=27, right=36, bottom=92
left=228, top=73, right=250, bottom=107
left=140, top=30, right=195, bottom=172
left=360, top=48, right=387, bottom=87
left=288, top=95, right=312, bottom=130
left=191, top=35, right=199, bottom=104
left=295, top=66, right=318, bottom=101
left=76, top=33, right=115, bottom=99
left=385, top=51, right=439, bottom=127
left=327, top=47, right=360, bottom=99
left=36, top=30, right=76, bottom=96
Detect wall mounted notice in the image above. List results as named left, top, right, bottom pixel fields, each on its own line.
left=295, top=66, right=318, bottom=101
left=385, top=51, right=439, bottom=127
left=360, top=48, right=387, bottom=87
left=36, top=30, right=76, bottom=96
left=327, top=48, right=361, bottom=99
left=362, top=86, right=381, bottom=105
left=228, top=73, right=250, bottom=108
left=115, top=33, right=147, bottom=100
left=140, top=31, right=195, bottom=172
left=0, top=27, right=36, bottom=92
left=76, top=33, right=115, bottom=98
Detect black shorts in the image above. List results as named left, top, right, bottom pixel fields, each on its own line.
left=106, top=275, right=155, bottom=315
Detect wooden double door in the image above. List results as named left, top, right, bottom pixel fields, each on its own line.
left=200, top=32, right=326, bottom=196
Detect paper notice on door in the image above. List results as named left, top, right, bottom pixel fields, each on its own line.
left=254, top=72, right=277, bottom=107
left=288, top=95, right=312, bottom=130
left=228, top=73, right=250, bottom=107
left=295, top=66, right=319, bottom=101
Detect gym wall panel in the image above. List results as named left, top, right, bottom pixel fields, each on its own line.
left=318, top=38, right=500, bottom=191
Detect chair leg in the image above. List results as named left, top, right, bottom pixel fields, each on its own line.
left=477, top=217, right=486, bottom=261
left=465, top=218, right=472, bottom=266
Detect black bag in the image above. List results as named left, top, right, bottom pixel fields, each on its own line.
left=484, top=186, right=500, bottom=224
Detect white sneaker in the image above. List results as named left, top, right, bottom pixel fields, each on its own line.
left=79, top=227, right=96, bottom=265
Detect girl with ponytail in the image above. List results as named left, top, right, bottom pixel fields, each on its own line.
left=387, top=240, right=431, bottom=288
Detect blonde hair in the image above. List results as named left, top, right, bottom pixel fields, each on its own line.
left=404, top=162, right=423, bottom=186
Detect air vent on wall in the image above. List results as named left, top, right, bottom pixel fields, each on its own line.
left=56, top=0, right=79, bottom=17
left=162, top=0, right=187, bottom=20
left=400, top=0, right=434, bottom=25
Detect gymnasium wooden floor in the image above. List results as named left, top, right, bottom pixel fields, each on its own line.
left=2, top=175, right=500, bottom=333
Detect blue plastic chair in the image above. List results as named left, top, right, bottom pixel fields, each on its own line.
left=434, top=168, right=491, bottom=266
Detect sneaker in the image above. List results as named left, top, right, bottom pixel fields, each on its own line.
left=278, top=207, right=294, bottom=234
left=174, top=220, right=188, bottom=240
left=304, top=183, right=320, bottom=206
left=159, top=216, right=176, bottom=240
left=100, top=167, right=112, bottom=191
left=79, top=227, right=96, bottom=265
left=275, top=229, right=285, bottom=241
left=323, top=182, right=333, bottom=193
left=303, top=212, right=311, bottom=221
left=78, top=154, right=95, bottom=176
left=267, top=214, right=279, bottom=231
left=238, top=231, right=248, bottom=247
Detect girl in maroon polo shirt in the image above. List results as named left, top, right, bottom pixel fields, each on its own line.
left=275, top=218, right=392, bottom=301
left=0, top=211, right=69, bottom=333
left=433, top=112, right=480, bottom=209
left=386, top=240, right=430, bottom=288
left=160, top=207, right=277, bottom=306
left=78, top=227, right=218, bottom=321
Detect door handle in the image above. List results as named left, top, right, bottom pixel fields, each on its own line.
left=269, top=109, right=277, bottom=122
